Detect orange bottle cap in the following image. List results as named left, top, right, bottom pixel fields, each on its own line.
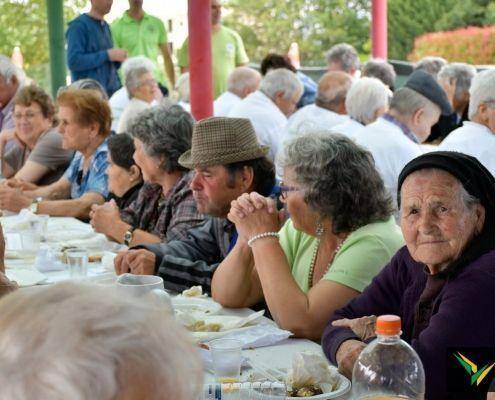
left=376, top=314, right=401, bottom=336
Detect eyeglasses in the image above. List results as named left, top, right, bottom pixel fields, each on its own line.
left=273, top=184, right=300, bottom=199
left=139, top=78, right=157, bottom=88
left=13, top=111, right=43, bottom=121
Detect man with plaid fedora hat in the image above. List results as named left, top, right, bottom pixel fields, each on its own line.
left=114, top=117, right=275, bottom=293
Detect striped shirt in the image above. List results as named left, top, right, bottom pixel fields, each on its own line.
left=141, top=217, right=235, bottom=294
left=121, top=172, right=204, bottom=242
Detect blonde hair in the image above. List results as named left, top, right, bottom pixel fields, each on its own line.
left=0, top=283, right=202, bottom=400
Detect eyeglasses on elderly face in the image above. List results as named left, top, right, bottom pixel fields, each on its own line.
left=273, top=184, right=301, bottom=199
left=13, top=111, right=43, bottom=121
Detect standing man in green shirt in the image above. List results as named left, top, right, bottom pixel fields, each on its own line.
left=111, top=0, right=175, bottom=94
left=177, top=0, right=249, bottom=99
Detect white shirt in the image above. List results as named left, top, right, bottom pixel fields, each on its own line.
left=109, top=87, right=130, bottom=132
left=331, top=118, right=364, bottom=139
left=214, top=91, right=241, bottom=117
left=439, top=121, right=495, bottom=176
left=353, top=117, right=423, bottom=203
left=117, top=98, right=151, bottom=134
left=228, top=90, right=287, bottom=161
left=286, top=104, right=348, bottom=139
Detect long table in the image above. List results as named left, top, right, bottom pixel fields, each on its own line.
left=3, top=215, right=351, bottom=399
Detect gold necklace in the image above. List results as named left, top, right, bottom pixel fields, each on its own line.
left=307, top=234, right=348, bottom=289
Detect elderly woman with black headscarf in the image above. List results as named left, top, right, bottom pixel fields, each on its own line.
left=322, top=151, right=495, bottom=400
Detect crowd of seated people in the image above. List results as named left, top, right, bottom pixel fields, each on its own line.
left=90, top=105, right=204, bottom=247
left=1, top=41, right=495, bottom=399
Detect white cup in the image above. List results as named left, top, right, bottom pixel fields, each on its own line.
left=66, top=248, right=88, bottom=279
left=116, top=273, right=172, bottom=311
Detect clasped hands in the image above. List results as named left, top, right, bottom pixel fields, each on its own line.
left=0, top=179, right=34, bottom=212
left=228, top=192, right=284, bottom=243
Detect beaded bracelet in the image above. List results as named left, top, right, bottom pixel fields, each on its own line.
left=247, top=232, right=280, bottom=247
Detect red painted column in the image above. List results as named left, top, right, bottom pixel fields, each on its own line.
left=371, top=0, right=388, bottom=59
left=188, top=0, right=213, bottom=120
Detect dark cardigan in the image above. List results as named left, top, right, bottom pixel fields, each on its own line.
left=322, top=246, right=495, bottom=399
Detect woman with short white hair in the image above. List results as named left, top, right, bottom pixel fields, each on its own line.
left=0, top=282, right=203, bottom=400
left=331, top=77, right=390, bottom=138
left=117, top=57, right=160, bottom=133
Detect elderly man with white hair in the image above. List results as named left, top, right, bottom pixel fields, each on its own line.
left=109, top=56, right=156, bottom=131
left=286, top=71, right=351, bottom=139
left=427, top=62, right=477, bottom=142
left=353, top=70, right=452, bottom=202
left=214, top=67, right=261, bottom=116
left=326, top=43, right=361, bottom=79
left=0, top=54, right=24, bottom=133
left=331, top=77, right=390, bottom=138
left=228, top=68, right=302, bottom=161
left=0, top=282, right=203, bottom=400
left=439, top=69, right=495, bottom=176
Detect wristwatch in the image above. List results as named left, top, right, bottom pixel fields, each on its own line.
left=123, top=227, right=136, bottom=246
left=28, top=197, right=42, bottom=214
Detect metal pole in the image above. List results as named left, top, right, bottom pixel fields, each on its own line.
left=188, top=0, right=213, bottom=120
left=46, top=0, right=67, bottom=98
left=371, top=0, right=388, bottom=59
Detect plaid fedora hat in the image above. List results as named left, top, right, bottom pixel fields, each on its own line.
left=179, top=117, right=269, bottom=169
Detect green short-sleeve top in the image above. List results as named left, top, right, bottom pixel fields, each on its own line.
left=177, top=25, right=249, bottom=98
left=279, top=217, right=405, bottom=294
left=111, top=12, right=169, bottom=88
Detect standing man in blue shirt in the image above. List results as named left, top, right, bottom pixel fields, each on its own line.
left=66, top=0, right=127, bottom=97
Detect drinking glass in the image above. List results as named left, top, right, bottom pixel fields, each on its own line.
left=210, top=338, right=243, bottom=383
left=20, top=230, right=41, bottom=260
left=66, top=248, right=88, bottom=279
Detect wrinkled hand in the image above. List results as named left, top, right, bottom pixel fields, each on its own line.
left=107, top=48, right=128, bottom=62
left=89, top=200, right=122, bottom=236
left=114, top=249, right=156, bottom=275
left=4, top=179, right=38, bottom=191
left=228, top=192, right=282, bottom=241
left=335, top=339, right=367, bottom=379
left=0, top=186, right=31, bottom=212
left=332, top=315, right=377, bottom=341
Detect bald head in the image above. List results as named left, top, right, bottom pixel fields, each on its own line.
left=315, top=71, right=352, bottom=114
left=227, top=67, right=262, bottom=98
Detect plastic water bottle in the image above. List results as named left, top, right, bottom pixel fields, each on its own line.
left=352, top=315, right=425, bottom=400
left=200, top=381, right=286, bottom=399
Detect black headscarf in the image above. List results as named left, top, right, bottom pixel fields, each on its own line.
left=397, top=151, right=495, bottom=278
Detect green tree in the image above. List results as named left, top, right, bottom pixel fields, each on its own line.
left=223, top=0, right=370, bottom=66
left=388, top=0, right=495, bottom=60
left=0, top=0, right=85, bottom=91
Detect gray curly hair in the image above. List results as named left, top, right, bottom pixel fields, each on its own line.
left=278, top=133, right=393, bottom=234
left=128, top=104, right=194, bottom=172
left=326, top=43, right=360, bottom=73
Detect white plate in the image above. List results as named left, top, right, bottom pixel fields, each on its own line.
left=172, top=296, right=223, bottom=315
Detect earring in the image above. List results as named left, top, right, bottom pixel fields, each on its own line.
left=315, top=220, right=324, bottom=238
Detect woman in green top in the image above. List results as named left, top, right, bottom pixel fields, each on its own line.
left=211, top=133, right=404, bottom=340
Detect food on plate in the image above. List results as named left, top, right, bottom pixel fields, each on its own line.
left=288, top=385, right=323, bottom=397
left=88, top=254, right=102, bottom=263
left=182, top=285, right=204, bottom=297
left=187, top=320, right=222, bottom=332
